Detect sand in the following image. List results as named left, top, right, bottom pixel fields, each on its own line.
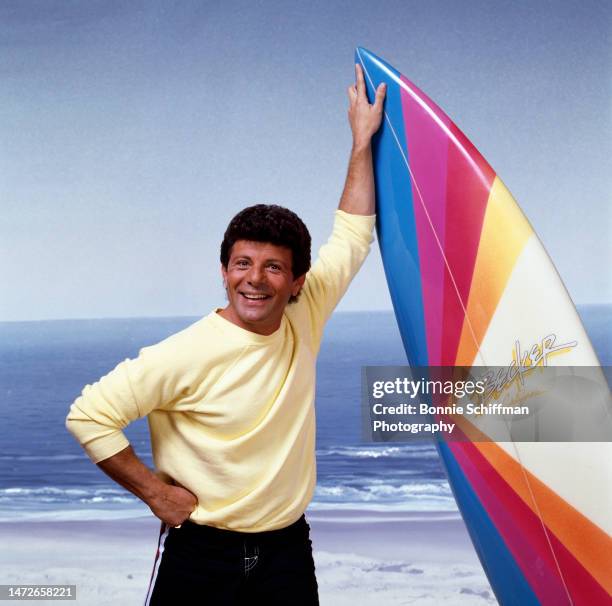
left=0, top=510, right=496, bottom=605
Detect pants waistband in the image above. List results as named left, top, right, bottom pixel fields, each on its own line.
left=179, top=515, right=308, bottom=544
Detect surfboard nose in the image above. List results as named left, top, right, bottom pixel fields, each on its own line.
left=355, top=46, right=367, bottom=61
left=355, top=47, right=401, bottom=90
left=355, top=47, right=376, bottom=69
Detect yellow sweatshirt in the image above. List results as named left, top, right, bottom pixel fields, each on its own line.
left=66, top=210, right=375, bottom=531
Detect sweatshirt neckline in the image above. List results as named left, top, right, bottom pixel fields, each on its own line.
left=208, top=308, right=286, bottom=344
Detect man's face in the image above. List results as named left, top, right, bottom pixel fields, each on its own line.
left=220, top=240, right=305, bottom=335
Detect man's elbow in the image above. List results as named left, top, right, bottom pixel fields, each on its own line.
left=65, top=402, right=88, bottom=445
left=65, top=396, right=103, bottom=445
left=65, top=409, right=79, bottom=440
left=65, top=403, right=131, bottom=464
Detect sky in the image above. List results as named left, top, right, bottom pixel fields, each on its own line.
left=2, top=0, right=610, bottom=321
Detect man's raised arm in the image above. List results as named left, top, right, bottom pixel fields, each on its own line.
left=297, top=64, right=385, bottom=337
left=339, top=63, right=386, bottom=216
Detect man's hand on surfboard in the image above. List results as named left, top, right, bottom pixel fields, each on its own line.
left=347, top=63, right=386, bottom=149
left=338, top=62, right=383, bottom=215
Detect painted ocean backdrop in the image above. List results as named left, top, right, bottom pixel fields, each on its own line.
left=0, top=307, right=609, bottom=522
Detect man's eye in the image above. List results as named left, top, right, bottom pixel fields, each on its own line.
left=268, top=264, right=281, bottom=271
left=236, top=260, right=249, bottom=267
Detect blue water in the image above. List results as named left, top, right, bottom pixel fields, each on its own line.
left=0, top=307, right=608, bottom=521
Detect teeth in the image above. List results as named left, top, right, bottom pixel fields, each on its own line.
left=243, top=294, right=268, bottom=300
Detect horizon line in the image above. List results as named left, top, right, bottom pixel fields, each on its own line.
left=1, top=303, right=610, bottom=324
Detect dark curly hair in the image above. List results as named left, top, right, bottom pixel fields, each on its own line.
left=220, top=204, right=311, bottom=303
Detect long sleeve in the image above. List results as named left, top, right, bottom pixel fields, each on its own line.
left=300, top=209, right=375, bottom=345
left=65, top=325, right=202, bottom=464
left=66, top=358, right=138, bottom=463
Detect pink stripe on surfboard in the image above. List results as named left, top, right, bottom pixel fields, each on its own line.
left=400, top=75, right=450, bottom=365
left=441, top=123, right=495, bottom=365
left=396, top=73, right=495, bottom=365
left=548, top=527, right=612, bottom=605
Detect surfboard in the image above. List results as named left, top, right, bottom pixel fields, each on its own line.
left=356, top=46, right=612, bottom=605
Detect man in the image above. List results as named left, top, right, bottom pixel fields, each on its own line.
left=66, top=65, right=386, bottom=605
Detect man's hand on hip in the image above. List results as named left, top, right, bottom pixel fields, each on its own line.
left=96, top=445, right=198, bottom=527
left=148, top=483, right=198, bottom=527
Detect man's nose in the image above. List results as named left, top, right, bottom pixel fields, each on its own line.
left=247, top=264, right=266, bottom=284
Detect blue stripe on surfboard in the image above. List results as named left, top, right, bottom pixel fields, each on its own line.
left=356, top=48, right=429, bottom=366
left=437, top=441, right=541, bottom=606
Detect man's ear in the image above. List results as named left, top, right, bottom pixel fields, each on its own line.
left=221, top=263, right=228, bottom=289
left=292, top=274, right=306, bottom=297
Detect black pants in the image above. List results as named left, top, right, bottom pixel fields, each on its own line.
left=146, top=515, right=319, bottom=605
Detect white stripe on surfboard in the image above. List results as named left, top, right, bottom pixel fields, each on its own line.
left=479, top=235, right=611, bottom=532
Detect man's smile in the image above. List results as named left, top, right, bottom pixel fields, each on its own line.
left=240, top=292, right=272, bottom=301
